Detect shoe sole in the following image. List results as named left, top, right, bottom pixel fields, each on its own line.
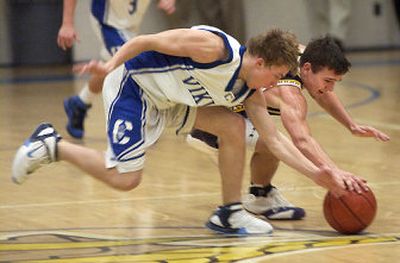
left=205, top=222, right=273, bottom=235
left=205, top=222, right=249, bottom=235
left=12, top=144, right=30, bottom=184
left=244, top=206, right=306, bottom=220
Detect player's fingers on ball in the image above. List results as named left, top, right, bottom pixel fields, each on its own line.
left=352, top=180, right=362, bottom=194
left=332, top=190, right=342, bottom=198
left=354, top=176, right=368, bottom=191
left=362, top=181, right=369, bottom=191
left=339, top=180, right=346, bottom=190
left=345, top=179, right=354, bottom=191
left=338, top=187, right=347, bottom=197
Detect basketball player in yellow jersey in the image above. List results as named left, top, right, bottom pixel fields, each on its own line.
left=188, top=36, right=390, bottom=220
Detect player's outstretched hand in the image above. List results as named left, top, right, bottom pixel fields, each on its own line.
left=313, top=166, right=368, bottom=198
left=350, top=124, right=390, bottom=141
left=73, top=60, right=110, bottom=78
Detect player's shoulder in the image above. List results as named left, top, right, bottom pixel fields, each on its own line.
left=277, top=72, right=303, bottom=90
left=190, top=25, right=240, bottom=47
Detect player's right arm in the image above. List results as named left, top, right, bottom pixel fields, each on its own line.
left=279, top=86, right=338, bottom=168
left=277, top=86, right=368, bottom=191
left=75, top=28, right=227, bottom=76
left=57, top=0, right=78, bottom=51
left=244, top=89, right=357, bottom=197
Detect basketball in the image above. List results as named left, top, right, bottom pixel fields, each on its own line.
left=323, top=189, right=377, bottom=234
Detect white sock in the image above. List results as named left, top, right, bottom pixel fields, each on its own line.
left=78, top=85, right=96, bottom=105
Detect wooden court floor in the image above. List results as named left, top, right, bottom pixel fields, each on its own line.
left=0, top=51, right=399, bottom=262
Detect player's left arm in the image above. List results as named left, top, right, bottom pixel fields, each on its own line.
left=314, top=90, right=390, bottom=141
left=74, top=28, right=227, bottom=77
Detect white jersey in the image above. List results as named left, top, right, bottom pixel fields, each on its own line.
left=91, top=0, right=151, bottom=32
left=123, top=25, right=252, bottom=110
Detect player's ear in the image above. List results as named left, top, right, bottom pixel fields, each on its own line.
left=303, top=62, right=312, bottom=72
left=255, top=57, right=265, bottom=68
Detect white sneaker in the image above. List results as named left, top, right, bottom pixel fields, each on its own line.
left=12, top=123, right=61, bottom=184
left=243, top=186, right=305, bottom=220
left=206, top=202, right=273, bottom=235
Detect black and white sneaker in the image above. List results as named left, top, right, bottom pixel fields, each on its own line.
left=206, top=202, right=273, bottom=235
left=243, top=185, right=305, bottom=220
left=12, top=123, right=61, bottom=184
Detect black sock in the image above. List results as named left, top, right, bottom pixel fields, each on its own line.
left=249, top=184, right=274, bottom=197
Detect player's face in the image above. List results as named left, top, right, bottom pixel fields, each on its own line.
left=302, top=65, right=343, bottom=98
left=248, top=59, right=289, bottom=90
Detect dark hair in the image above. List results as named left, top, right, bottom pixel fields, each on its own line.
left=300, top=36, right=351, bottom=75
left=247, top=29, right=299, bottom=74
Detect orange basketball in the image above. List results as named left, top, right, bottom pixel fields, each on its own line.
left=323, top=188, right=377, bottom=234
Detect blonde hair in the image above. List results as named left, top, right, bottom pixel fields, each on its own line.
left=247, top=29, right=299, bottom=74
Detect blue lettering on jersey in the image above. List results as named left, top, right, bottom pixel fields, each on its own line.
left=183, top=76, right=215, bottom=106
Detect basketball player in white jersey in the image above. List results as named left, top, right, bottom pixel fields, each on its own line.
left=12, top=26, right=368, bottom=235
left=57, top=0, right=176, bottom=139
left=187, top=36, right=390, bottom=221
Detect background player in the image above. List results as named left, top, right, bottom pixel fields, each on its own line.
left=57, top=0, right=176, bottom=139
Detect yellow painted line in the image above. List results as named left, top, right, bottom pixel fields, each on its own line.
left=2, top=235, right=399, bottom=263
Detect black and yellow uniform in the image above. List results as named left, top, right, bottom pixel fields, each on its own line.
left=190, top=72, right=304, bottom=149
left=231, top=72, right=303, bottom=118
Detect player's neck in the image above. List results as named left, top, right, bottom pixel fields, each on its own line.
left=238, top=52, right=251, bottom=81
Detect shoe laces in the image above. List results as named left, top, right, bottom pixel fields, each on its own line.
left=268, top=188, right=293, bottom=208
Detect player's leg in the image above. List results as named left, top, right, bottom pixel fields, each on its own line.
left=59, top=141, right=142, bottom=190
left=63, top=75, right=101, bottom=139
left=11, top=123, right=142, bottom=190
left=194, top=106, right=246, bottom=204
left=64, top=19, right=132, bottom=139
left=193, top=107, right=273, bottom=234
left=13, top=66, right=150, bottom=192
left=250, top=140, right=280, bottom=186
left=243, top=135, right=306, bottom=220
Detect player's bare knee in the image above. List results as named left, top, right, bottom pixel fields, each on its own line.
left=114, top=171, right=142, bottom=191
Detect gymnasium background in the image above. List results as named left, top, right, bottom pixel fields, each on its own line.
left=0, top=0, right=399, bottom=66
